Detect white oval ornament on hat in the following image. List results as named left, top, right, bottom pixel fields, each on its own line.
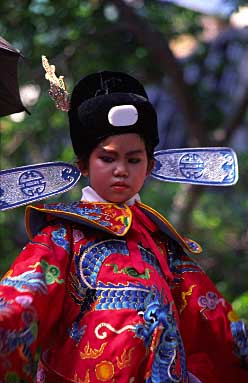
left=108, top=105, right=138, bottom=127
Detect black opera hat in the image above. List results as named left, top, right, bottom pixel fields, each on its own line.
left=68, top=71, right=159, bottom=159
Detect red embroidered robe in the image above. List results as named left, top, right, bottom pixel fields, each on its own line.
left=0, top=201, right=247, bottom=383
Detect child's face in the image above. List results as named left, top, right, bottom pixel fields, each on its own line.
left=81, top=133, right=154, bottom=203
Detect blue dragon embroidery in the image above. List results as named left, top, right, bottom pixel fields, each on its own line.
left=166, top=239, right=202, bottom=284
left=135, top=289, right=187, bottom=383
left=231, top=320, right=248, bottom=366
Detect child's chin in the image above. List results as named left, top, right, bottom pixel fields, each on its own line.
left=107, top=194, right=130, bottom=204
left=108, top=198, right=127, bottom=204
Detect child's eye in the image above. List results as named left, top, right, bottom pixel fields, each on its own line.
left=128, top=158, right=141, bottom=164
left=100, top=156, right=114, bottom=163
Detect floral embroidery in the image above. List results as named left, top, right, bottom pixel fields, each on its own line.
left=198, top=291, right=225, bottom=318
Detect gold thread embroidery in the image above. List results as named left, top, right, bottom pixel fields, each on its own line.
left=25, top=202, right=132, bottom=239
left=228, top=310, right=239, bottom=322
left=74, top=370, right=90, bottom=383
left=28, top=262, right=40, bottom=269
left=137, top=201, right=202, bottom=254
left=116, top=347, right=135, bottom=369
left=1, top=269, right=13, bottom=281
left=150, top=325, right=164, bottom=352
left=80, top=341, right=107, bottom=359
left=180, top=284, right=196, bottom=314
left=95, top=361, right=114, bottom=381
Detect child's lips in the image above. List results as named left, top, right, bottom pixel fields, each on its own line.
left=111, top=182, right=129, bottom=190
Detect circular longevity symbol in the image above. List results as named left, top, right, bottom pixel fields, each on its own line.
left=179, top=153, right=205, bottom=180
left=19, top=170, right=46, bottom=197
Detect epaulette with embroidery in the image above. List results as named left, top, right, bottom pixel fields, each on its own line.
left=25, top=201, right=202, bottom=254
left=25, top=201, right=132, bottom=239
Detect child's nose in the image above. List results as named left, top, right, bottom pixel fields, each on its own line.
left=113, top=163, right=128, bottom=177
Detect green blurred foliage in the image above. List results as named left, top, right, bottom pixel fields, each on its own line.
left=232, top=292, right=248, bottom=320
left=0, top=0, right=247, bottom=319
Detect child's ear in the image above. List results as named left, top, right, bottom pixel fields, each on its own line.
left=146, top=159, right=155, bottom=176
left=78, top=160, right=89, bottom=177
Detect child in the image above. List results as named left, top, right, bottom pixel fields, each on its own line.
left=0, top=70, right=247, bottom=383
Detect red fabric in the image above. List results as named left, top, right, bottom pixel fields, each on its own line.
left=0, top=204, right=247, bottom=382
left=130, top=205, right=174, bottom=280
left=170, top=246, right=248, bottom=383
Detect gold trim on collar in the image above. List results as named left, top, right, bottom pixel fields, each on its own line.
left=25, top=202, right=132, bottom=239
left=137, top=201, right=202, bottom=254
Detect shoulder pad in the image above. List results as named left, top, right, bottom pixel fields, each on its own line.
left=25, top=201, right=132, bottom=239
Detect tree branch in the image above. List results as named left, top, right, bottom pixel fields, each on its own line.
left=221, top=88, right=248, bottom=145
left=170, top=183, right=204, bottom=233
left=105, top=0, right=208, bottom=146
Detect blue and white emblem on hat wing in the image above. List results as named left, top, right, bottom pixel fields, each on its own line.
left=108, top=105, right=138, bottom=126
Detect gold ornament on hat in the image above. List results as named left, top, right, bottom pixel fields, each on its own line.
left=42, top=55, right=70, bottom=112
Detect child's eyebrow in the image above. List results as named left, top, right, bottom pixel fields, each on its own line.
left=126, top=149, right=145, bottom=156
left=98, top=147, right=145, bottom=156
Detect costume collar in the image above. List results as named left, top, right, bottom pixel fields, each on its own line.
left=25, top=201, right=132, bottom=239
left=25, top=199, right=202, bottom=255
left=81, top=186, right=141, bottom=206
